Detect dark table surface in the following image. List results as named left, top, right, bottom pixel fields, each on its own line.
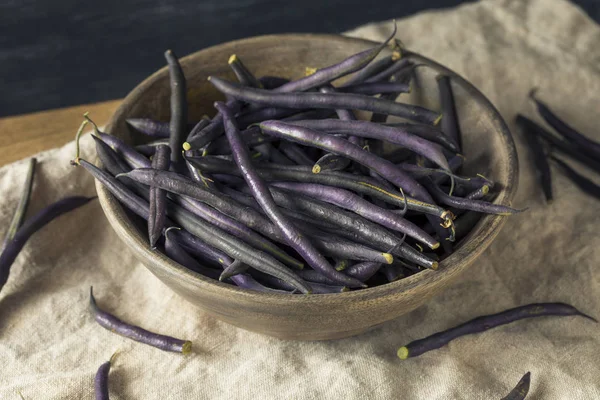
left=1, top=0, right=597, bottom=117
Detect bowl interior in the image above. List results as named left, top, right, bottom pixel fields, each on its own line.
left=98, top=34, right=518, bottom=340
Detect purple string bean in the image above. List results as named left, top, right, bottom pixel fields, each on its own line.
left=397, top=303, right=595, bottom=360
left=209, top=76, right=441, bottom=125
left=90, top=286, right=192, bottom=353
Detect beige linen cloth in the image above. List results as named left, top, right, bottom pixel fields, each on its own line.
left=1, top=0, right=600, bottom=398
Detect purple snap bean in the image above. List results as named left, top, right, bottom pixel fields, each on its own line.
left=90, top=286, right=192, bottom=353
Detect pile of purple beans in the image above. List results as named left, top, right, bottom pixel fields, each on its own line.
left=3, top=24, right=598, bottom=400
left=74, top=25, right=521, bottom=295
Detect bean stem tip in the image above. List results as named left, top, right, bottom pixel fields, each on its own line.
left=228, top=54, right=237, bottom=64
left=528, top=87, right=539, bottom=101
left=397, top=346, right=409, bottom=360
left=305, top=67, right=318, bottom=76
left=383, top=253, right=394, bottom=264
left=182, top=340, right=192, bottom=355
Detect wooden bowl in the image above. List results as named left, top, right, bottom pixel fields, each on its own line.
left=96, top=34, right=518, bottom=340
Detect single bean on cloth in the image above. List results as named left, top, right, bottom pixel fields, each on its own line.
left=1, top=0, right=600, bottom=398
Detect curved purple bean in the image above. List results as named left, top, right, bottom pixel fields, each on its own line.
left=148, top=145, right=170, bottom=247
left=271, top=22, right=397, bottom=93
left=216, top=101, right=365, bottom=288
left=254, top=143, right=294, bottom=165
left=164, top=228, right=221, bottom=280
left=312, top=153, right=351, bottom=173
left=272, top=182, right=438, bottom=249
left=126, top=118, right=198, bottom=138
left=134, top=144, right=158, bottom=157
left=319, top=86, right=356, bottom=121
left=0, top=196, right=93, bottom=293
left=501, top=372, right=531, bottom=400
left=422, top=179, right=522, bottom=215
left=280, top=109, right=337, bottom=122
left=209, top=77, right=441, bottom=125
left=92, top=136, right=136, bottom=179
left=205, top=126, right=274, bottom=155
left=338, top=81, right=410, bottom=96
left=184, top=99, right=241, bottom=150
left=259, top=120, right=435, bottom=202
left=465, top=185, right=490, bottom=200
left=385, top=122, right=460, bottom=152
left=250, top=271, right=347, bottom=294
left=432, top=154, right=466, bottom=186
left=184, top=118, right=212, bottom=143
left=300, top=227, right=392, bottom=263
left=451, top=211, right=482, bottom=241
left=397, top=303, right=595, bottom=360
left=551, top=156, right=600, bottom=199
left=90, top=286, right=192, bottom=353
left=530, top=89, right=600, bottom=159
left=519, top=117, right=552, bottom=202
left=278, top=141, right=314, bottom=166
left=344, top=261, right=383, bottom=282
left=95, top=353, right=116, bottom=400
left=127, top=118, right=170, bottom=138
left=164, top=50, right=188, bottom=164
left=212, top=173, right=245, bottom=187
left=362, top=58, right=412, bottom=84
left=315, top=85, right=355, bottom=171
left=170, top=229, right=231, bottom=268
left=398, top=163, right=456, bottom=180
left=381, top=264, right=405, bottom=282
left=333, top=259, right=348, bottom=271
left=436, top=75, right=462, bottom=152
left=342, top=54, right=398, bottom=86
left=288, top=119, right=449, bottom=170
left=235, top=107, right=299, bottom=129
left=296, top=269, right=340, bottom=285
left=228, top=54, right=263, bottom=88
left=2, top=158, right=36, bottom=254
left=371, top=91, right=401, bottom=124
left=516, top=115, right=600, bottom=174
left=92, top=131, right=151, bottom=169
left=219, top=259, right=247, bottom=280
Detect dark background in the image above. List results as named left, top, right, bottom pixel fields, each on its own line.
left=1, top=0, right=598, bottom=117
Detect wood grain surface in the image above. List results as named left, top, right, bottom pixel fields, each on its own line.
left=0, top=100, right=120, bottom=167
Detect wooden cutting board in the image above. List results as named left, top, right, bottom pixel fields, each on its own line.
left=0, top=100, right=121, bottom=167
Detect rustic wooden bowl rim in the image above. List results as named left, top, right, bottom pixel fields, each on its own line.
left=98, top=33, right=518, bottom=306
